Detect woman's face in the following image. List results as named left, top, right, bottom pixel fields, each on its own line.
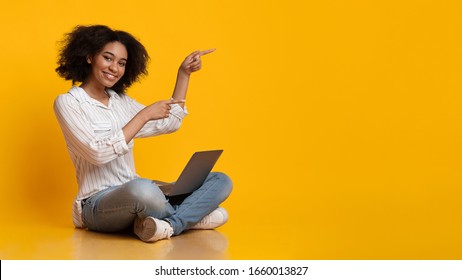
left=87, top=41, right=127, bottom=89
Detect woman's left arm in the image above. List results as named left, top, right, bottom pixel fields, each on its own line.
left=171, top=49, right=216, bottom=108
left=128, top=49, right=216, bottom=138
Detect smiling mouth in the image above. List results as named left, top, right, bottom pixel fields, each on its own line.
left=103, top=72, right=118, bottom=80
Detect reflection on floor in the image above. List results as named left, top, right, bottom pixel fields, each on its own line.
left=72, top=228, right=230, bottom=260
left=0, top=224, right=230, bottom=260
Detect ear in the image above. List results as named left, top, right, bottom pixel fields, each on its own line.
left=86, top=55, right=92, bottom=64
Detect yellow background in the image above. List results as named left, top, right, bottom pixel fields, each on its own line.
left=1, top=0, right=462, bottom=259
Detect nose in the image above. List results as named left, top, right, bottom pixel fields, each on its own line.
left=108, top=61, right=118, bottom=73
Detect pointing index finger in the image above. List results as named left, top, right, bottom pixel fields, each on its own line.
left=199, top=48, right=216, bottom=56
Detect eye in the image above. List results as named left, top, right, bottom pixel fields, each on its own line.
left=118, top=61, right=126, bottom=67
left=103, top=55, right=112, bottom=62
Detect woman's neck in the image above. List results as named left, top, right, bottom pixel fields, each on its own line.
left=80, top=82, right=110, bottom=107
left=80, top=82, right=108, bottom=99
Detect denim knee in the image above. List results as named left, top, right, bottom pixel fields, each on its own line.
left=210, top=172, right=233, bottom=202
left=123, top=178, right=173, bottom=218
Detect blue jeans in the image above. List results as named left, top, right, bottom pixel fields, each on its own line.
left=81, top=172, right=233, bottom=235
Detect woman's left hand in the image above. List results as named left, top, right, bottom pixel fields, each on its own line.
left=179, top=49, right=215, bottom=75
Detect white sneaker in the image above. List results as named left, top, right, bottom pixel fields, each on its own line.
left=134, top=216, right=173, bottom=242
left=190, top=208, right=229, bottom=230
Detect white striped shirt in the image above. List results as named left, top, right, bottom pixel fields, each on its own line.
left=53, top=86, right=188, bottom=228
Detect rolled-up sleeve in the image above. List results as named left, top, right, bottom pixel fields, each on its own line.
left=103, top=129, right=129, bottom=156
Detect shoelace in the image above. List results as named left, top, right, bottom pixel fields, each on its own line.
left=196, top=213, right=215, bottom=227
left=158, top=224, right=173, bottom=239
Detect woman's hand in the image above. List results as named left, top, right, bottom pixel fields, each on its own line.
left=179, top=49, right=216, bottom=76
left=122, top=99, right=185, bottom=144
left=142, top=99, right=186, bottom=121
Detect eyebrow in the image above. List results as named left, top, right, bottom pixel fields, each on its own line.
left=103, top=51, right=127, bottom=61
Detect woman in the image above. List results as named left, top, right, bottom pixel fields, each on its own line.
left=54, top=25, right=232, bottom=242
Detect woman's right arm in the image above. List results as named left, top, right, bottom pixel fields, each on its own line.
left=54, top=95, right=183, bottom=166
left=54, top=95, right=130, bottom=166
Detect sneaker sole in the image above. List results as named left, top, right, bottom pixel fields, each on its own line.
left=134, top=217, right=157, bottom=242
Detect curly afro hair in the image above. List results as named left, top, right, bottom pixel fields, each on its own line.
left=56, top=25, right=150, bottom=94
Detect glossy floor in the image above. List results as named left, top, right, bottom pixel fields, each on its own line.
left=2, top=207, right=462, bottom=259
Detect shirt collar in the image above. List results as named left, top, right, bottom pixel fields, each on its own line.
left=68, top=86, right=121, bottom=106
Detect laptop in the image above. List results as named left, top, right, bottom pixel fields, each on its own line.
left=152, top=150, right=223, bottom=196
